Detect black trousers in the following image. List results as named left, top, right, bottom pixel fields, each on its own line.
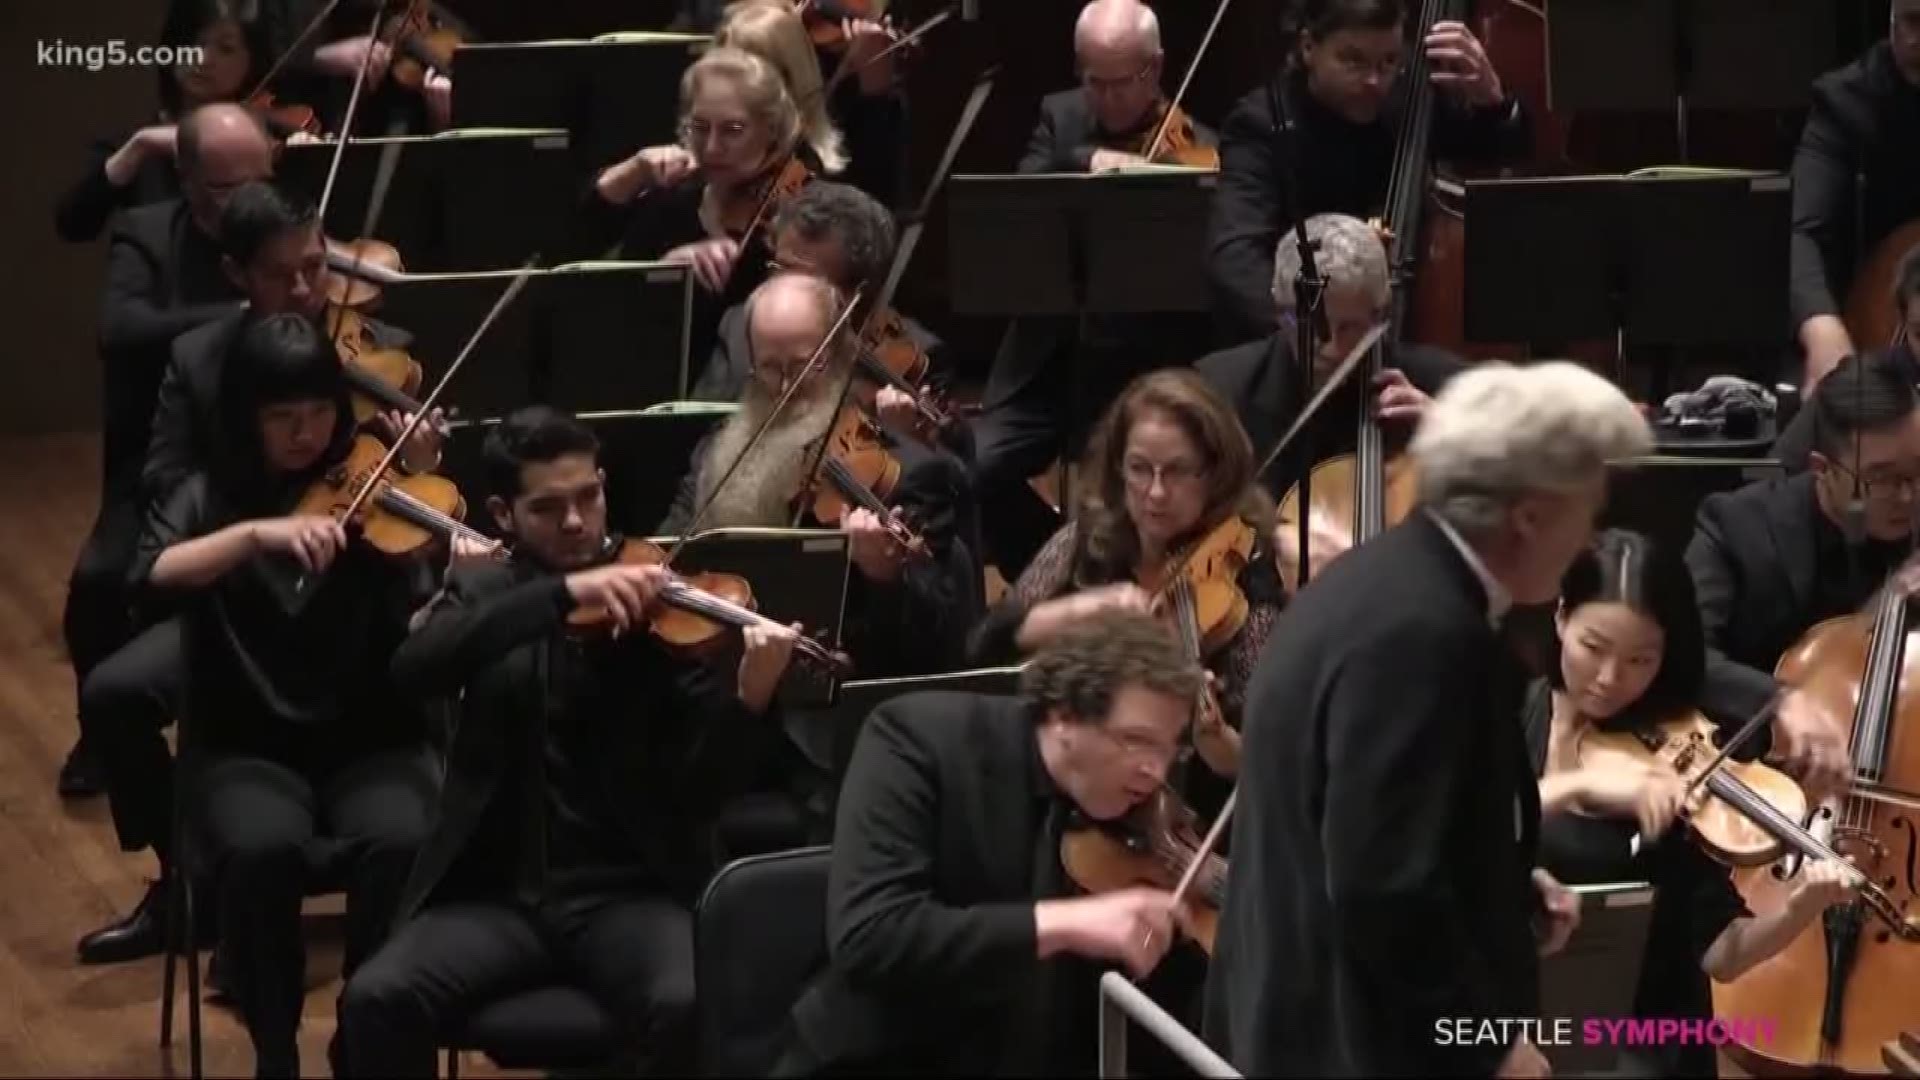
left=336, top=888, right=697, bottom=1078
left=63, top=490, right=144, bottom=734
left=80, top=618, right=183, bottom=857
left=193, top=744, right=435, bottom=1075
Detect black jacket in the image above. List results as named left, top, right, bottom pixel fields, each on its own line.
left=1788, top=41, right=1920, bottom=328
left=783, top=690, right=1088, bottom=1076
left=54, top=128, right=181, bottom=244
left=96, top=199, right=244, bottom=495
left=1194, top=331, right=1465, bottom=497
left=1207, top=68, right=1530, bottom=345
left=1203, top=513, right=1541, bottom=1077
left=389, top=554, right=782, bottom=919
left=1018, top=89, right=1218, bottom=175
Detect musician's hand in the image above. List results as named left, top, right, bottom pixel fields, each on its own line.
left=1798, top=315, right=1855, bottom=390
left=841, top=17, right=898, bottom=94
left=1192, top=675, right=1242, bottom=778
left=1787, top=856, right=1861, bottom=915
left=1496, top=1037, right=1553, bottom=1079
left=845, top=508, right=907, bottom=583
left=1372, top=368, right=1431, bottom=423
left=738, top=619, right=800, bottom=714
left=874, top=386, right=919, bottom=433
left=635, top=144, right=698, bottom=190
left=379, top=408, right=448, bottom=474
left=1532, top=868, right=1580, bottom=958
left=1773, top=689, right=1851, bottom=802
left=107, top=125, right=180, bottom=186
left=1576, top=756, right=1688, bottom=839
left=1017, top=582, right=1154, bottom=650
left=1425, top=21, right=1504, bottom=108
left=565, top=563, right=669, bottom=637
left=1273, top=509, right=1352, bottom=591
left=422, top=72, right=453, bottom=130
left=1035, top=887, right=1178, bottom=978
left=446, top=534, right=501, bottom=571
left=1089, top=148, right=1150, bottom=173
left=133, top=124, right=179, bottom=160
left=252, top=514, right=349, bottom=574
left=665, top=238, right=741, bottom=293
left=315, top=35, right=392, bottom=85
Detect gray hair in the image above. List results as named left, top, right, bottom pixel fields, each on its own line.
left=770, top=180, right=897, bottom=290
left=1075, top=0, right=1162, bottom=54
left=1412, top=361, right=1651, bottom=539
left=1270, top=213, right=1391, bottom=312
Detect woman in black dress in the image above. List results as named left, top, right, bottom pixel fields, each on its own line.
left=1527, top=529, right=1858, bottom=1077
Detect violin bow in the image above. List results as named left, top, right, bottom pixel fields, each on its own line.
left=783, top=66, right=995, bottom=528
left=1141, top=786, right=1235, bottom=966
left=1143, top=0, right=1234, bottom=161
left=1253, top=322, right=1388, bottom=483
left=1625, top=693, right=1784, bottom=857
left=819, top=3, right=958, bottom=98
left=245, top=0, right=344, bottom=104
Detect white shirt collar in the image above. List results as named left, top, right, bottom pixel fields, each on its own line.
left=1426, top=510, right=1512, bottom=628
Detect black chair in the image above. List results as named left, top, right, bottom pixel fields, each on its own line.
left=440, top=984, right=618, bottom=1079
left=695, top=845, right=833, bottom=1077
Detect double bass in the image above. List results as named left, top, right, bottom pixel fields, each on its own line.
left=1714, top=575, right=1920, bottom=1075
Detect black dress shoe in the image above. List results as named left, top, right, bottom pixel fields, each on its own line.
left=77, top=879, right=167, bottom=964
left=58, top=737, right=105, bottom=799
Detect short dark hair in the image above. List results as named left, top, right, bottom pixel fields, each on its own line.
left=1290, top=0, right=1406, bottom=41
left=1020, top=611, right=1202, bottom=724
left=218, top=181, right=318, bottom=266
left=481, top=406, right=601, bottom=501
left=1896, top=243, right=1920, bottom=313
left=1548, top=529, right=1704, bottom=722
left=231, top=312, right=343, bottom=405
left=1810, top=348, right=1918, bottom=460
left=771, top=180, right=896, bottom=290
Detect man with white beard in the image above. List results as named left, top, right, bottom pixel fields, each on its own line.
left=660, top=271, right=984, bottom=683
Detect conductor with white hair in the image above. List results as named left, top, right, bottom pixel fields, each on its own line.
left=1019, top=0, right=1213, bottom=174
left=1195, top=212, right=1467, bottom=590
left=1205, top=361, right=1652, bottom=1079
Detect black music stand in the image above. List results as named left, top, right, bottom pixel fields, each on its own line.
left=277, top=129, right=573, bottom=271
left=645, top=527, right=853, bottom=709
left=375, top=262, right=694, bottom=418
left=441, top=402, right=733, bottom=540
left=1605, top=455, right=1783, bottom=557
left=452, top=35, right=706, bottom=174
left=822, top=668, right=1024, bottom=781
left=1463, top=171, right=1790, bottom=393
left=946, top=168, right=1217, bottom=317
left=1538, top=881, right=1659, bottom=1077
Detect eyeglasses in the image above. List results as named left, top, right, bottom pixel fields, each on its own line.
left=1332, top=47, right=1402, bottom=80
left=679, top=118, right=754, bottom=146
left=1079, top=61, right=1155, bottom=94
left=1828, top=459, right=1920, bottom=501
left=1122, top=456, right=1205, bottom=490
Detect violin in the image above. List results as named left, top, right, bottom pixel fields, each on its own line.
left=325, top=237, right=403, bottom=311
left=1060, top=788, right=1227, bottom=954
left=715, top=154, right=814, bottom=243
left=380, top=0, right=467, bottom=91
left=567, top=537, right=851, bottom=676
left=294, top=433, right=488, bottom=558
left=797, top=406, right=930, bottom=558
left=798, top=0, right=884, bottom=51
left=1135, top=102, right=1219, bottom=170
left=325, top=303, right=428, bottom=425
left=1141, top=514, right=1255, bottom=777
left=849, top=307, right=958, bottom=438
left=248, top=90, right=322, bottom=141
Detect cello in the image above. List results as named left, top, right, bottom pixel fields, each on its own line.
left=1714, top=574, right=1920, bottom=1076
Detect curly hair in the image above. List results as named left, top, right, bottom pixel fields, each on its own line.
left=1021, top=610, right=1202, bottom=724
left=1074, top=368, right=1273, bottom=587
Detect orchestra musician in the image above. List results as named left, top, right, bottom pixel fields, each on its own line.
left=661, top=271, right=981, bottom=681
left=1789, top=0, right=1920, bottom=388
left=1194, top=212, right=1461, bottom=587
left=1205, top=361, right=1650, bottom=1078
left=214, top=0, right=458, bottom=132
left=1686, top=348, right=1907, bottom=800
left=59, top=101, right=269, bottom=801
left=970, top=0, right=1217, bottom=580
left=53, top=0, right=269, bottom=244
left=134, top=314, right=436, bottom=1079
left=968, top=368, right=1280, bottom=815
left=713, top=0, right=910, bottom=208
left=147, top=180, right=427, bottom=504
left=689, top=179, right=956, bottom=456
left=582, top=47, right=812, bottom=374
left=334, top=406, right=797, bottom=1078
left=775, top=611, right=1197, bottom=1076
left=1775, top=246, right=1920, bottom=468
left=1525, top=529, right=1859, bottom=1079
left=1207, top=0, right=1531, bottom=345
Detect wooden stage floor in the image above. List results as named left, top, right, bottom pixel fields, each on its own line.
left=0, top=433, right=516, bottom=1078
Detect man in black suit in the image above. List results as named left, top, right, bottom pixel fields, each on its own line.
left=971, top=0, right=1219, bottom=579
left=1789, top=0, right=1920, bottom=388
left=1196, top=212, right=1463, bottom=591
left=1687, top=350, right=1906, bottom=802
left=59, top=102, right=265, bottom=800
left=1205, top=361, right=1653, bottom=1078
left=333, top=406, right=796, bottom=1078
left=778, top=610, right=1200, bottom=1076
left=1207, top=0, right=1531, bottom=345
